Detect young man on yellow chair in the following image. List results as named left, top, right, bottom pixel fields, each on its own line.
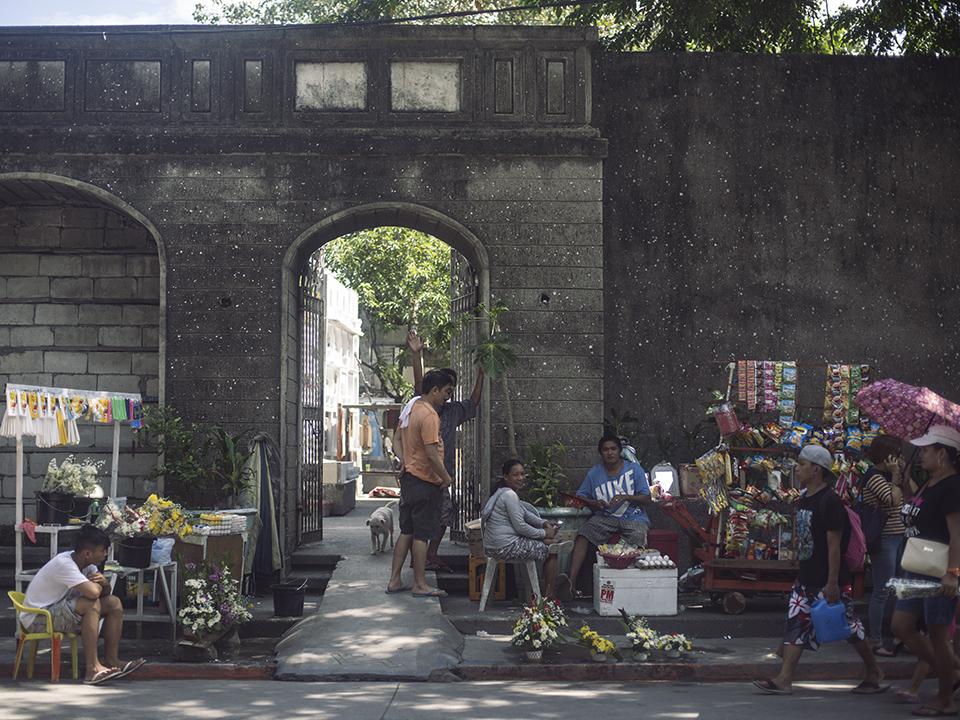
left=21, top=524, right=145, bottom=684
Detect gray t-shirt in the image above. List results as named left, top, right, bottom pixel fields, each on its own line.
left=439, top=398, right=477, bottom=475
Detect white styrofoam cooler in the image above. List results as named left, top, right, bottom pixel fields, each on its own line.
left=592, top=559, right=678, bottom=616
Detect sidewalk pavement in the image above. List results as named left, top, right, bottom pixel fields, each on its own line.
left=0, top=679, right=937, bottom=720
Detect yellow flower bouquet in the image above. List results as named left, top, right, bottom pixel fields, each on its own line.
left=578, top=624, right=619, bottom=660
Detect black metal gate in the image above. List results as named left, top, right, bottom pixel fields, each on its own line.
left=298, top=261, right=324, bottom=543
left=449, top=253, right=481, bottom=542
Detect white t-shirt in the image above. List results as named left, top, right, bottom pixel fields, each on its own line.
left=21, top=551, right=95, bottom=627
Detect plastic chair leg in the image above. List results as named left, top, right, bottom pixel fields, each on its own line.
left=70, top=637, right=79, bottom=680
left=525, top=561, right=541, bottom=603
left=478, top=557, right=498, bottom=612
left=12, top=636, right=25, bottom=680
left=51, top=635, right=61, bottom=682
left=27, top=639, right=39, bottom=679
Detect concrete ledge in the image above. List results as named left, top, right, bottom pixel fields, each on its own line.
left=0, top=661, right=275, bottom=682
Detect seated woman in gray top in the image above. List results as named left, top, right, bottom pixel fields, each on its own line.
left=481, top=459, right=560, bottom=598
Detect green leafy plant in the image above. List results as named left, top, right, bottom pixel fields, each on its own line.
left=471, top=301, right=519, bottom=456
left=140, top=406, right=211, bottom=502
left=207, top=426, right=255, bottom=500
left=523, top=441, right=567, bottom=509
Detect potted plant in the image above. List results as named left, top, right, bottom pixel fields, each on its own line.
left=523, top=441, right=567, bottom=509
left=658, top=632, right=692, bottom=659
left=619, top=611, right=658, bottom=661
left=511, top=596, right=566, bottom=662
left=37, top=455, right=104, bottom=525
left=471, top=301, right=519, bottom=457
left=139, top=406, right=215, bottom=507
left=578, top=624, right=619, bottom=662
left=178, top=559, right=252, bottom=660
left=207, top=426, right=255, bottom=507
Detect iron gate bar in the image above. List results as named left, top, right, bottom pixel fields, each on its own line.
left=299, top=265, right=325, bottom=542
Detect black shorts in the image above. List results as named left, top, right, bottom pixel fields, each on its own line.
left=399, top=472, right=443, bottom=541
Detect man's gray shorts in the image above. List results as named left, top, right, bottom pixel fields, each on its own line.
left=26, top=588, right=83, bottom=634
left=577, top=514, right=649, bottom=547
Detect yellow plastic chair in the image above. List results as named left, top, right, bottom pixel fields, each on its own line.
left=7, top=591, right=79, bottom=682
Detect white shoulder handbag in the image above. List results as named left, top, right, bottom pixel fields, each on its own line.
left=901, top=536, right=949, bottom=578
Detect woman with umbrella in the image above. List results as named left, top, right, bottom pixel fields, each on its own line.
left=890, top=426, right=960, bottom=717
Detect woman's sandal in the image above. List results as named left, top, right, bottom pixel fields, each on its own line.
left=894, top=690, right=921, bottom=704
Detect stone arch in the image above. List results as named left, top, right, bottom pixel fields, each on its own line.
left=0, top=171, right=167, bottom=405
left=279, top=202, right=491, bottom=549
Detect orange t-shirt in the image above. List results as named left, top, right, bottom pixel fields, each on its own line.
left=402, top=399, right=445, bottom=486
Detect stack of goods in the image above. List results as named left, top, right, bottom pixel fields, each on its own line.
left=188, top=512, right=247, bottom=536
left=597, top=542, right=643, bottom=569
left=735, top=360, right=798, bottom=427
left=822, top=364, right=872, bottom=431
left=694, top=448, right=730, bottom=512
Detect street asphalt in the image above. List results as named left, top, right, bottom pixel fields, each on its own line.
left=0, top=678, right=942, bottom=720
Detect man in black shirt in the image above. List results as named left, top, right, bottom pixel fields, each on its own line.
left=754, top=444, right=886, bottom=696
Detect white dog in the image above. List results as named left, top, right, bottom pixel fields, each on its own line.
left=366, top=502, right=397, bottom=554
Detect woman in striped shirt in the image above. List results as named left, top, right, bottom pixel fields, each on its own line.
left=862, top=434, right=906, bottom=655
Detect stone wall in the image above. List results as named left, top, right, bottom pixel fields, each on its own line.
left=0, top=205, right=160, bottom=524
left=598, top=52, right=960, bottom=467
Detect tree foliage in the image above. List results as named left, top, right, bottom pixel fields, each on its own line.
left=320, top=227, right=451, bottom=402
left=194, top=0, right=959, bottom=56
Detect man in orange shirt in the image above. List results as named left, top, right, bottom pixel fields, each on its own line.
left=387, top=370, right=454, bottom=597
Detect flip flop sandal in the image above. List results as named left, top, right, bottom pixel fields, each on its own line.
left=912, top=706, right=958, bottom=717
left=851, top=680, right=890, bottom=694
left=894, top=690, right=921, bottom=704
left=84, top=668, right=120, bottom=686
left=412, top=589, right=448, bottom=598
left=384, top=586, right=411, bottom=594
left=752, top=679, right=792, bottom=695
left=113, top=658, right=146, bottom=679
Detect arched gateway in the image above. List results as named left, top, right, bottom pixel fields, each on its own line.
left=0, top=26, right=606, bottom=557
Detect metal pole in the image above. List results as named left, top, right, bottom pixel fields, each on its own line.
left=111, top=421, right=120, bottom=498
left=15, top=435, right=23, bottom=593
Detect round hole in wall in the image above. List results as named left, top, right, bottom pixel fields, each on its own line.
left=539, top=292, right=550, bottom=305
left=218, top=296, right=233, bottom=308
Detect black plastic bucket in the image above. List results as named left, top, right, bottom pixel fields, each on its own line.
left=271, top=578, right=307, bottom=617
left=35, top=491, right=73, bottom=525
left=116, top=536, right=155, bottom=569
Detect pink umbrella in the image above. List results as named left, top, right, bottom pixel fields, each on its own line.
left=856, top=378, right=960, bottom=440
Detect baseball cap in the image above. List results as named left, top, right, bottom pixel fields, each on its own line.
left=798, top=444, right=834, bottom=473
left=911, top=425, right=960, bottom=451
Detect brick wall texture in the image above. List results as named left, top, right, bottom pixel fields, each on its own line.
left=0, top=206, right=160, bottom=523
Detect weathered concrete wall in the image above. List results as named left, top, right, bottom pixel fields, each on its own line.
left=0, top=205, right=160, bottom=523
left=0, top=26, right=606, bottom=554
left=598, top=52, right=960, bottom=465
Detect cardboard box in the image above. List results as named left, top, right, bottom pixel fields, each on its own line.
left=593, top=559, right=678, bottom=616
left=679, top=464, right=704, bottom=498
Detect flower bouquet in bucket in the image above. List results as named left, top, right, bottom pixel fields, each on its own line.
left=96, top=494, right=192, bottom=568
left=37, top=455, right=104, bottom=524
left=658, top=632, right=692, bottom=658
left=511, top=597, right=566, bottom=662
left=177, top=560, right=252, bottom=660
left=579, top=624, right=619, bottom=662
left=619, top=610, right=658, bottom=661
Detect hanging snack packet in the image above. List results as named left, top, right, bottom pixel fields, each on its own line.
left=6, top=387, right=19, bottom=416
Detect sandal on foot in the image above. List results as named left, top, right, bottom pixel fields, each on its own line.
left=752, top=679, right=792, bottom=695
left=83, top=668, right=120, bottom=686
left=851, top=680, right=890, bottom=694
left=384, top=585, right=410, bottom=594
left=912, top=706, right=958, bottom=717
left=113, top=658, right=146, bottom=679
left=412, top=588, right=448, bottom=598
left=894, top=690, right=921, bottom=704
left=873, top=646, right=898, bottom=657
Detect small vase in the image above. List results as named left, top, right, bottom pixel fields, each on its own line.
left=591, top=651, right=607, bottom=663
left=633, top=650, right=649, bottom=662
left=665, top=649, right=681, bottom=659
left=525, top=650, right=543, bottom=663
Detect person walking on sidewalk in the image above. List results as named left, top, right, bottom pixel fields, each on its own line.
left=402, top=329, right=484, bottom=572
left=890, top=425, right=960, bottom=717
left=753, top=444, right=886, bottom=696
left=386, top=369, right=454, bottom=598
left=860, top=434, right=907, bottom=655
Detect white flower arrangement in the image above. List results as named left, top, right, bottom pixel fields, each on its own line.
left=619, top=610, right=659, bottom=652
left=511, top=597, right=566, bottom=651
left=178, top=561, right=252, bottom=638
left=657, top=632, right=692, bottom=652
left=42, top=455, right=103, bottom=497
